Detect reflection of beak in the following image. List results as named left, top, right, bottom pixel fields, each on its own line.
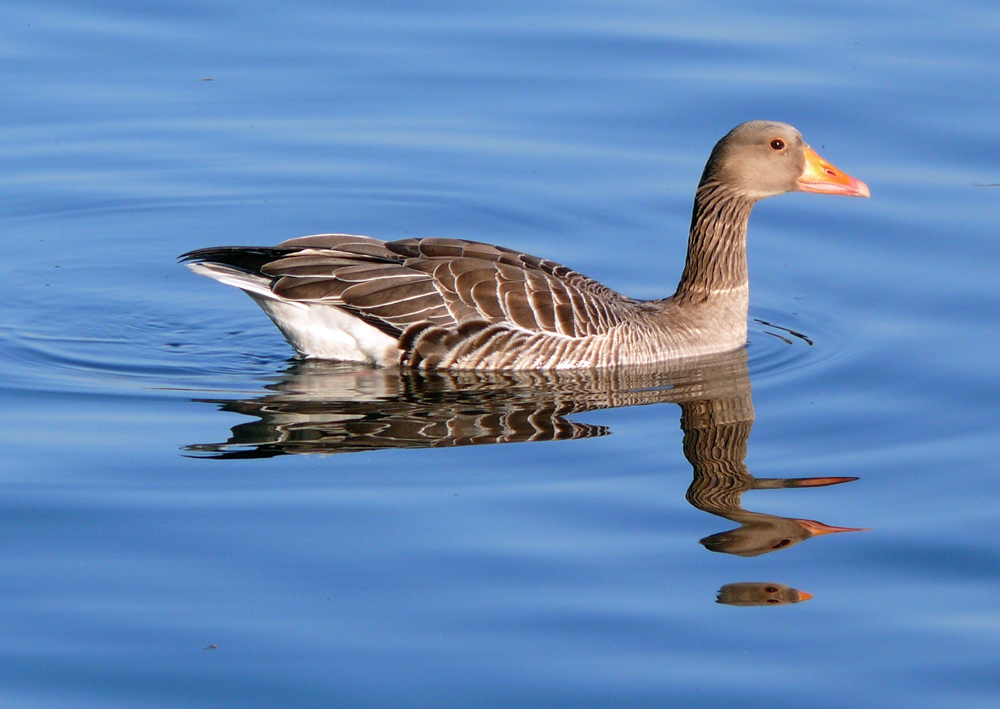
left=783, top=476, right=859, bottom=488
left=796, top=518, right=872, bottom=536
left=797, top=146, right=870, bottom=198
left=796, top=590, right=814, bottom=602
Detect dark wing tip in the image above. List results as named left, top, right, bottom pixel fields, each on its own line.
left=178, top=246, right=291, bottom=274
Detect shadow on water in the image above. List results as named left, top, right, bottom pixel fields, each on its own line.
left=187, top=348, right=868, bottom=606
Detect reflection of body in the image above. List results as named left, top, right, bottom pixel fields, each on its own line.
left=189, top=351, right=753, bottom=456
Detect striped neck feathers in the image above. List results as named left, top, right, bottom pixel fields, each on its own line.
left=673, top=179, right=756, bottom=304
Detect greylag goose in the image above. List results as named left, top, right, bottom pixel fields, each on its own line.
left=182, top=121, right=868, bottom=369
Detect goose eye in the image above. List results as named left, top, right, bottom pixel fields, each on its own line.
left=769, top=139, right=786, bottom=151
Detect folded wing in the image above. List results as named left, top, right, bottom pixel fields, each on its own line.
left=254, top=234, right=642, bottom=339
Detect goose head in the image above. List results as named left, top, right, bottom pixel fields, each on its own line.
left=703, top=121, right=870, bottom=201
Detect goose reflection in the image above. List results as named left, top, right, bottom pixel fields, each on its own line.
left=189, top=349, right=866, bottom=569
left=716, top=582, right=813, bottom=606
left=681, top=395, right=866, bottom=558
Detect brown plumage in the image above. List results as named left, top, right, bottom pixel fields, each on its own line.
left=181, top=121, right=868, bottom=369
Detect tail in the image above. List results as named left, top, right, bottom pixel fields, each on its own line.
left=179, top=246, right=290, bottom=273
left=180, top=246, right=292, bottom=301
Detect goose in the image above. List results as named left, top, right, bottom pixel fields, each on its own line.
left=181, top=121, right=868, bottom=369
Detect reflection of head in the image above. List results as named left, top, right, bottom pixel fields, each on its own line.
left=699, top=515, right=865, bottom=557
left=701, top=519, right=808, bottom=557
left=716, top=582, right=813, bottom=606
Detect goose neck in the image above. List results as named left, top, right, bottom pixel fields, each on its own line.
left=673, top=181, right=756, bottom=303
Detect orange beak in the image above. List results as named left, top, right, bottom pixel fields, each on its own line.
left=797, top=146, right=870, bottom=198
left=796, top=590, right=814, bottom=602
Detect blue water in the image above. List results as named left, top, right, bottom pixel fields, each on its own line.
left=2, top=1, right=999, bottom=707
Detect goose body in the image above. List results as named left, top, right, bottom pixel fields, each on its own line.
left=182, top=121, right=868, bottom=370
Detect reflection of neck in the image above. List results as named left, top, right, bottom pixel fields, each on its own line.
left=680, top=390, right=756, bottom=519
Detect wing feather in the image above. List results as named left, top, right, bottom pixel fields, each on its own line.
left=469, top=279, right=505, bottom=319
left=341, top=277, right=437, bottom=306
